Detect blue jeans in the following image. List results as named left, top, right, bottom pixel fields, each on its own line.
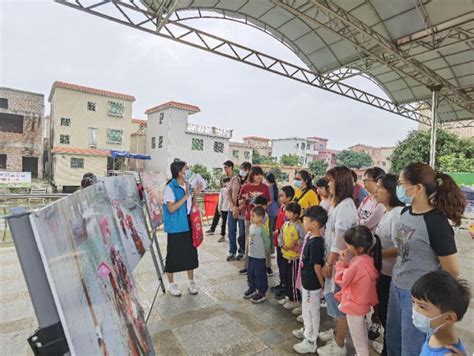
left=248, top=257, right=268, bottom=294
left=386, top=282, right=426, bottom=356
left=227, top=214, right=245, bottom=255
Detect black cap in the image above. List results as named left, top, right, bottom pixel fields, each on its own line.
left=223, top=160, right=234, bottom=168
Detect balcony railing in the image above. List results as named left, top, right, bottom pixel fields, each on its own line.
left=186, top=123, right=232, bottom=139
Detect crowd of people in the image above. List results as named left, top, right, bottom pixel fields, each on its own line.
left=161, top=158, right=471, bottom=356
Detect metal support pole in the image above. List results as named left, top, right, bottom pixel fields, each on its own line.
left=429, top=86, right=442, bottom=168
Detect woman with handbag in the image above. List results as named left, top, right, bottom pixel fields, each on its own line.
left=163, top=160, right=203, bottom=297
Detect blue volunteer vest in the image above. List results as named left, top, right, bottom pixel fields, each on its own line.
left=163, top=179, right=190, bottom=234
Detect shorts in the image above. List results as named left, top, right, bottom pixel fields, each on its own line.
left=325, top=291, right=345, bottom=319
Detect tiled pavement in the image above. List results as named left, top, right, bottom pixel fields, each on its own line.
left=1, top=224, right=473, bottom=355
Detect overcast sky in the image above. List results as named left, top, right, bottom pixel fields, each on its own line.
left=1, top=0, right=418, bottom=149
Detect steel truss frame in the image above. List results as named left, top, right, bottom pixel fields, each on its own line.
left=274, top=0, right=473, bottom=116
left=55, top=0, right=472, bottom=128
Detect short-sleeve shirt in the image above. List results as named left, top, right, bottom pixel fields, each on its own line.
left=420, top=336, right=465, bottom=356
left=324, top=198, right=358, bottom=293
left=164, top=184, right=192, bottom=214
left=239, top=183, right=270, bottom=220
left=294, top=188, right=319, bottom=210
left=375, top=206, right=403, bottom=276
left=301, top=237, right=325, bottom=290
left=392, top=207, right=457, bottom=290
left=281, top=221, right=305, bottom=260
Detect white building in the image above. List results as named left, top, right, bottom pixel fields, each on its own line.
left=271, top=137, right=316, bottom=166
left=145, top=101, right=232, bottom=176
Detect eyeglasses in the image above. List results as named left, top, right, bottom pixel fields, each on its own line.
left=363, top=179, right=375, bottom=184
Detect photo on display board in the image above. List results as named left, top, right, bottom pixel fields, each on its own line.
left=139, top=172, right=166, bottom=230
left=29, top=183, right=154, bottom=356
left=103, top=175, right=150, bottom=270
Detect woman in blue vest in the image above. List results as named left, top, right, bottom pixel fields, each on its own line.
left=163, top=160, right=202, bottom=297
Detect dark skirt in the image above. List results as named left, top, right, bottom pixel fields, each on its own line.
left=164, top=230, right=199, bottom=273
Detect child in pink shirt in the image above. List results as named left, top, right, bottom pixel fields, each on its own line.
left=335, top=225, right=381, bottom=356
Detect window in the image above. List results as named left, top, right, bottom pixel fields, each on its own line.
left=302, top=143, right=306, bottom=150
left=192, top=138, right=204, bottom=151
left=232, top=150, right=239, bottom=158
left=61, top=117, right=71, bottom=126
left=0, top=154, right=6, bottom=169
left=31, top=117, right=36, bottom=131
left=214, top=141, right=224, bottom=153
left=87, top=101, right=96, bottom=111
left=60, top=134, right=70, bottom=144
left=159, top=112, right=164, bottom=124
left=151, top=137, right=156, bottom=149
left=296, top=143, right=299, bottom=149
left=158, top=136, right=163, bottom=148
left=307, top=144, right=311, bottom=151
left=89, top=128, right=97, bottom=146
left=244, top=151, right=250, bottom=159
left=320, top=144, right=324, bottom=149
left=0, top=113, right=23, bottom=133
left=106, top=129, right=123, bottom=144
left=0, top=98, right=8, bottom=109
left=70, top=157, right=84, bottom=168
left=108, top=101, right=125, bottom=117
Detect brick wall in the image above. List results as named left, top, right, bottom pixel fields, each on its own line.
left=0, top=87, right=44, bottom=178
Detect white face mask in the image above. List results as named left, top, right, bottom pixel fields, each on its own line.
left=239, top=169, right=248, bottom=177
left=412, top=308, right=447, bottom=335
left=184, top=169, right=193, bottom=181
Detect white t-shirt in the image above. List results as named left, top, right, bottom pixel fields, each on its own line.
left=375, top=206, right=403, bottom=276
left=324, top=197, right=358, bottom=294
left=164, top=184, right=192, bottom=214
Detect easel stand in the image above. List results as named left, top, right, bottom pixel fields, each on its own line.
left=7, top=207, right=70, bottom=355
left=145, top=227, right=166, bottom=323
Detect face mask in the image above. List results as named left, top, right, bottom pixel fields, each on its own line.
left=184, top=169, right=193, bottom=181
left=396, top=185, right=413, bottom=205
left=239, top=169, right=248, bottom=177
left=294, top=180, right=302, bottom=189
left=412, top=308, right=446, bottom=335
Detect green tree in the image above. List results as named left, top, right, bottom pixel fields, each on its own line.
left=280, top=154, right=302, bottom=166
left=267, top=165, right=289, bottom=182
left=253, top=149, right=277, bottom=165
left=389, top=129, right=474, bottom=173
left=191, top=164, right=212, bottom=183
left=336, top=150, right=373, bottom=169
left=438, top=153, right=474, bottom=173
left=308, top=160, right=329, bottom=177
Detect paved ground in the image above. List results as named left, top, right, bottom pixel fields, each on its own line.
left=1, top=222, right=473, bottom=355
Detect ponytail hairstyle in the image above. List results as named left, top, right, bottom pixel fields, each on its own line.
left=265, top=173, right=279, bottom=203
left=402, top=163, right=466, bottom=226
left=377, top=174, right=404, bottom=208
left=344, top=225, right=382, bottom=272
left=248, top=165, right=264, bottom=184
left=298, top=170, right=313, bottom=191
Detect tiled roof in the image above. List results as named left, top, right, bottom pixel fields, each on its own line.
left=132, top=118, right=147, bottom=126
left=243, top=136, right=271, bottom=141
left=52, top=147, right=110, bottom=156
left=145, top=101, right=201, bottom=115
left=49, top=81, right=136, bottom=102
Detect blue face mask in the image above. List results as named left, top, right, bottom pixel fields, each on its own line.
left=294, top=180, right=302, bottom=189
left=396, top=185, right=413, bottom=205
left=412, top=308, right=446, bottom=335
left=184, top=169, right=193, bottom=181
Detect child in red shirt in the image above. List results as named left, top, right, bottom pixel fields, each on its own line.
left=270, top=185, right=295, bottom=299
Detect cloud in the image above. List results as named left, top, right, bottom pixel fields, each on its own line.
left=1, top=0, right=416, bottom=150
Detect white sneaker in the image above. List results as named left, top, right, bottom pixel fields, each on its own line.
left=371, top=339, right=384, bottom=354
left=296, top=315, right=304, bottom=323
left=168, top=283, right=182, bottom=297
left=317, top=340, right=346, bottom=355
left=293, top=339, right=317, bottom=354
left=188, top=280, right=199, bottom=295
left=278, top=297, right=289, bottom=305
left=292, top=306, right=302, bottom=315
left=318, top=328, right=334, bottom=342
left=292, top=327, right=305, bottom=339
left=283, top=301, right=300, bottom=310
